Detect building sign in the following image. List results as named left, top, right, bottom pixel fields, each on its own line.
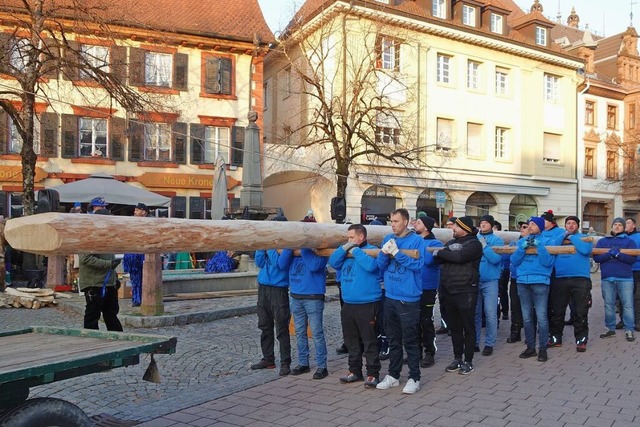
left=138, top=172, right=240, bottom=190
left=0, top=166, right=47, bottom=183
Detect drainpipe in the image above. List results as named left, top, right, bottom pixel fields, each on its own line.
left=577, top=79, right=590, bottom=220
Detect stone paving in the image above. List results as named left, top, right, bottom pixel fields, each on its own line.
left=3, top=277, right=640, bottom=426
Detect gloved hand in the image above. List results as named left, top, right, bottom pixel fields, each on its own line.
left=609, top=247, right=620, bottom=258
left=342, top=242, right=357, bottom=252
left=518, top=238, right=530, bottom=250
left=432, top=249, right=441, bottom=257
left=111, top=258, right=122, bottom=269
left=526, top=236, right=538, bottom=247
left=383, top=239, right=399, bottom=256
left=480, top=238, right=487, bottom=249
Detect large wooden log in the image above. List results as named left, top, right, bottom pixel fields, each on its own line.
left=5, top=213, right=523, bottom=256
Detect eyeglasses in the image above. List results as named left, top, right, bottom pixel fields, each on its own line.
left=520, top=225, right=528, bottom=229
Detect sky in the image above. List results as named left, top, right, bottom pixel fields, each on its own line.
left=257, top=0, right=633, bottom=39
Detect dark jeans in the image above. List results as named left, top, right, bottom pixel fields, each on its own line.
left=257, top=285, right=291, bottom=365
left=420, top=290, right=437, bottom=355
left=498, top=269, right=510, bottom=316
left=635, top=271, right=640, bottom=328
left=83, top=286, right=123, bottom=331
left=509, top=277, right=522, bottom=333
left=549, top=277, right=592, bottom=343
left=342, top=302, right=381, bottom=378
left=442, top=289, right=477, bottom=363
left=384, top=297, right=421, bottom=381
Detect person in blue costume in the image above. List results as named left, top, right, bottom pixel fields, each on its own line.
left=506, top=221, right=529, bottom=344
left=375, top=208, right=425, bottom=395
left=475, top=215, right=504, bottom=357
left=123, top=203, right=150, bottom=307
left=329, top=224, right=382, bottom=389
left=279, top=239, right=329, bottom=380
left=594, top=217, right=638, bottom=342
left=510, top=216, right=555, bottom=363
left=547, top=216, right=593, bottom=352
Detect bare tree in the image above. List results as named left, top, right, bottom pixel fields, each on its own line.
left=267, top=7, right=429, bottom=200
left=0, top=0, right=159, bottom=215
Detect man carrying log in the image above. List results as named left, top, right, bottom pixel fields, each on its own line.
left=375, top=208, right=425, bottom=395
left=547, top=216, right=593, bottom=352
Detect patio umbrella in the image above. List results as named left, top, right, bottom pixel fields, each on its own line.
left=50, top=172, right=170, bottom=207
left=210, top=156, right=227, bottom=220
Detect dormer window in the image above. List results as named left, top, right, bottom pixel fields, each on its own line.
left=432, top=0, right=446, bottom=19
left=490, top=13, right=503, bottom=34
left=535, top=26, right=547, bottom=46
left=462, top=5, right=476, bottom=27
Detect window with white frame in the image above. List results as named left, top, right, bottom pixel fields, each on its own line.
left=437, top=54, right=451, bottom=84
left=144, top=122, right=172, bottom=161
left=10, top=38, right=30, bottom=72
left=436, top=118, right=453, bottom=150
left=490, top=13, right=503, bottom=34
left=79, top=117, right=108, bottom=157
left=535, top=26, right=547, bottom=46
left=9, top=116, right=40, bottom=154
left=466, top=123, right=483, bottom=158
left=283, top=67, right=292, bottom=97
left=145, top=52, right=172, bottom=87
left=462, top=5, right=476, bottom=26
left=495, top=67, right=508, bottom=95
left=544, top=74, right=559, bottom=102
left=432, top=0, right=446, bottom=18
left=467, top=60, right=480, bottom=90
left=494, top=127, right=509, bottom=159
left=79, top=45, right=109, bottom=79
left=203, top=126, right=230, bottom=164
left=375, top=113, right=400, bottom=145
left=378, top=36, right=400, bottom=71
left=543, top=133, right=561, bottom=163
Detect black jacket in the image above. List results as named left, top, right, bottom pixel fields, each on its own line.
left=436, top=232, right=483, bottom=294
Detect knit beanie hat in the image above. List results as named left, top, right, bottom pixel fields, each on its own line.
left=612, top=217, right=626, bottom=227
left=419, top=216, right=436, bottom=232
left=455, top=216, right=475, bottom=234
left=479, top=215, right=495, bottom=226
left=529, top=216, right=545, bottom=231
left=565, top=215, right=580, bottom=225
left=541, top=210, right=555, bottom=223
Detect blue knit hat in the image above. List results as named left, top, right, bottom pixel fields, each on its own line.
left=529, top=216, right=545, bottom=232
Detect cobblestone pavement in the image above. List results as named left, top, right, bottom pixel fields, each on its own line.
left=4, top=276, right=640, bottom=426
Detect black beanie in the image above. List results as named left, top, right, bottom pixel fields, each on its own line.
left=419, top=216, right=436, bottom=232
left=565, top=215, right=580, bottom=225
left=541, top=210, right=555, bottom=223
left=455, top=216, right=475, bottom=233
left=479, top=215, right=495, bottom=226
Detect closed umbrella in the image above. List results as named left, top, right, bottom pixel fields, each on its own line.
left=210, top=156, right=227, bottom=220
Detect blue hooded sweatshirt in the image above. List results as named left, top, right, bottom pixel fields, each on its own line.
left=509, top=240, right=519, bottom=279
left=421, top=234, right=443, bottom=291
left=478, top=231, right=504, bottom=282
left=255, top=249, right=289, bottom=287
left=552, top=232, right=592, bottom=279
left=593, top=233, right=637, bottom=280
left=627, top=230, right=640, bottom=272
left=328, top=242, right=381, bottom=304
left=376, top=231, right=425, bottom=302
left=279, top=248, right=327, bottom=297
left=542, top=225, right=565, bottom=240
left=510, top=233, right=554, bottom=285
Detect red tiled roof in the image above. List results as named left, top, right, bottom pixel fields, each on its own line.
left=0, top=0, right=274, bottom=44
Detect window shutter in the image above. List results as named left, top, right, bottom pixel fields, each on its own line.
left=61, top=114, right=78, bottom=158
left=189, top=197, right=204, bottom=219
left=172, top=122, right=187, bottom=163
left=172, top=196, right=186, bottom=218
left=204, top=57, right=220, bottom=94
left=173, top=53, right=188, bottom=91
left=0, top=111, right=7, bottom=154
left=62, top=40, right=81, bottom=81
left=128, top=120, right=144, bottom=162
left=129, top=48, right=145, bottom=86
left=231, top=126, right=244, bottom=166
left=0, top=191, right=5, bottom=217
left=109, top=117, right=125, bottom=160
left=110, top=45, right=127, bottom=85
left=42, top=38, right=60, bottom=79
left=190, top=123, right=205, bottom=164
left=220, top=57, right=232, bottom=95
left=40, top=112, right=58, bottom=157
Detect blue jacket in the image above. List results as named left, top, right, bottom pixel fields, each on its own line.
left=478, top=231, right=504, bottom=282
left=255, top=250, right=289, bottom=287
left=421, top=234, right=443, bottom=291
left=627, top=231, right=640, bottom=271
left=376, top=231, right=425, bottom=302
left=594, top=233, right=637, bottom=280
left=542, top=225, right=565, bottom=241
left=552, top=232, right=592, bottom=279
left=328, top=242, right=381, bottom=304
left=509, top=240, right=519, bottom=279
left=510, top=233, right=554, bottom=285
left=279, top=248, right=328, bottom=297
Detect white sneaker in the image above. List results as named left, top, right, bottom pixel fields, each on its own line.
left=402, top=378, right=420, bottom=394
left=376, top=374, right=400, bottom=390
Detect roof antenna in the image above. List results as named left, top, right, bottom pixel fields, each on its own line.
left=631, top=0, right=637, bottom=27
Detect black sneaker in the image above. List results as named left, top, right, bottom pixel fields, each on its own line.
left=506, top=332, right=521, bottom=343
left=279, top=364, right=290, bottom=376
left=336, top=344, right=348, bottom=354
left=482, top=346, right=493, bottom=356
left=339, top=372, right=363, bottom=383
left=420, top=353, right=435, bottom=368
left=616, top=321, right=624, bottom=330
left=537, top=349, right=548, bottom=362
left=474, top=346, right=480, bottom=352
left=312, top=368, right=329, bottom=380
left=547, top=336, right=562, bottom=348
left=459, top=361, right=474, bottom=375
left=519, top=348, right=537, bottom=359
left=502, top=314, right=509, bottom=320
left=290, top=365, right=310, bottom=375
left=250, top=359, right=276, bottom=370
left=600, top=330, right=616, bottom=339
left=445, top=359, right=462, bottom=373
left=364, top=375, right=379, bottom=389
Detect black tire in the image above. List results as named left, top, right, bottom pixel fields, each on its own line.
left=0, top=397, right=92, bottom=427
